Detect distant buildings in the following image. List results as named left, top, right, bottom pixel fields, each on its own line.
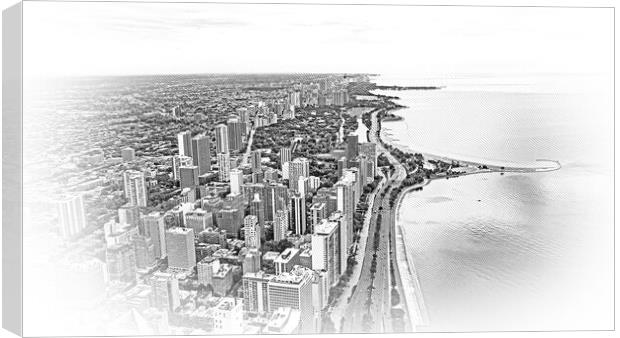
left=165, top=227, right=196, bottom=272
left=123, top=170, right=148, bottom=207
left=250, top=150, right=262, bottom=173
left=121, top=147, right=135, bottom=162
left=346, top=134, right=359, bottom=162
left=56, top=194, right=87, bottom=239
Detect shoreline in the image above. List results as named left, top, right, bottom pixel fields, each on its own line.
left=374, top=94, right=561, bottom=331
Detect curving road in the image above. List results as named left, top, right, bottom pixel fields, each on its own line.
left=341, top=109, right=408, bottom=333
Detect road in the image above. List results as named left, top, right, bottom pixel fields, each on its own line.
left=240, top=128, right=255, bottom=166
left=341, top=108, right=408, bottom=333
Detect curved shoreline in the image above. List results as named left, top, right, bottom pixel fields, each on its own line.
left=377, top=101, right=561, bottom=331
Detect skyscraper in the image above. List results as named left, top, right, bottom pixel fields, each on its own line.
left=288, top=157, right=310, bottom=191
left=165, top=227, right=196, bottom=272
left=274, top=248, right=301, bottom=275
left=279, top=147, right=291, bottom=169
left=244, top=215, right=261, bottom=249
left=150, top=271, right=180, bottom=312
left=56, top=194, right=87, bottom=239
left=243, top=248, right=262, bottom=274
left=143, top=212, right=167, bottom=258
left=215, top=124, right=229, bottom=154
left=133, top=235, right=156, bottom=270
left=172, top=155, right=193, bottom=181
left=217, top=152, right=231, bottom=182
left=106, top=243, right=137, bottom=283
left=290, top=192, right=306, bottom=235
left=250, top=193, right=265, bottom=227
left=345, top=134, right=358, bottom=161
left=177, top=131, right=193, bottom=157
left=310, top=202, right=326, bottom=232
left=312, top=219, right=341, bottom=287
left=123, top=170, right=148, bottom=207
left=249, top=151, right=261, bottom=174
left=179, top=165, right=199, bottom=189
left=267, top=266, right=315, bottom=333
left=197, top=257, right=219, bottom=287
left=191, top=135, right=211, bottom=175
left=265, top=183, right=289, bottom=222
left=242, top=270, right=273, bottom=314
left=229, top=168, right=243, bottom=195
left=274, top=209, right=289, bottom=242
left=227, top=118, right=244, bottom=152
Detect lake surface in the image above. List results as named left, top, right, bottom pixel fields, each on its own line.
left=375, top=73, right=614, bottom=331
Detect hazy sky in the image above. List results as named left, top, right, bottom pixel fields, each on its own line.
left=23, top=1, right=613, bottom=78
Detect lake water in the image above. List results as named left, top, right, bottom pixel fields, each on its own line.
left=375, top=73, right=614, bottom=331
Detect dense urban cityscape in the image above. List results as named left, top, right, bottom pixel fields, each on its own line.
left=25, top=73, right=510, bottom=335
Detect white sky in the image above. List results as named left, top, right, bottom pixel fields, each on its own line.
left=23, top=1, right=613, bottom=78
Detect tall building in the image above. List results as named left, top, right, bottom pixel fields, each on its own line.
left=312, top=219, right=341, bottom=286
left=215, top=124, right=229, bottom=154
left=243, top=248, right=262, bottom=274
left=267, top=265, right=314, bottom=333
left=336, top=174, right=355, bottom=252
left=56, top=194, right=87, bottom=239
left=280, top=147, right=291, bottom=168
left=133, top=235, right=156, bottom=270
left=123, top=170, right=148, bottom=207
left=150, top=271, right=180, bottom=312
left=288, top=157, right=310, bottom=191
left=197, top=257, right=220, bottom=287
left=274, top=209, right=289, bottom=242
left=345, top=134, right=359, bottom=161
left=251, top=150, right=262, bottom=173
left=179, top=165, right=199, bottom=189
left=184, top=209, right=213, bottom=234
left=213, top=297, right=243, bottom=334
left=215, top=207, right=243, bottom=238
left=274, top=248, right=301, bottom=275
left=265, top=183, right=289, bottom=222
left=328, top=212, right=347, bottom=275
left=290, top=193, right=306, bottom=235
left=309, top=202, right=326, bottom=232
left=191, top=135, right=211, bottom=175
left=337, top=156, right=347, bottom=178
left=250, top=193, right=265, bottom=227
left=177, top=131, right=193, bottom=157
left=118, top=203, right=140, bottom=228
left=244, top=215, right=261, bottom=249
left=172, top=155, right=193, bottom=181
left=242, top=270, right=273, bottom=314
left=143, top=212, right=166, bottom=258
left=165, top=227, right=196, bottom=272
left=297, top=176, right=309, bottom=196
left=229, top=168, right=243, bottom=196
left=217, top=152, right=231, bottom=182
left=359, top=142, right=377, bottom=177
left=227, top=118, right=244, bottom=152
left=121, top=147, right=136, bottom=162
left=106, top=243, right=137, bottom=283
